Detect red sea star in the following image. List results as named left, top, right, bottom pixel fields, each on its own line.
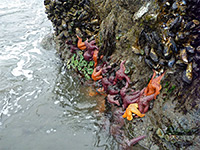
left=114, top=60, right=131, bottom=88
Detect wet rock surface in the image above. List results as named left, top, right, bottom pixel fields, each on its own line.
left=44, top=0, right=200, bottom=149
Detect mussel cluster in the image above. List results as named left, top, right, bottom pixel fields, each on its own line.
left=138, top=0, right=200, bottom=84
left=44, top=0, right=100, bottom=42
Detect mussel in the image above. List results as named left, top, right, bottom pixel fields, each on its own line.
left=185, top=43, right=195, bottom=54
left=144, top=57, right=159, bottom=70
left=163, top=45, right=172, bottom=60
left=149, top=48, right=159, bottom=63
left=180, top=48, right=188, bottom=63
left=168, top=56, right=176, bottom=68
left=182, top=62, right=193, bottom=84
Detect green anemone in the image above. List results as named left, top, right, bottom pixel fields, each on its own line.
left=74, top=59, right=78, bottom=67
left=78, top=51, right=83, bottom=56
left=71, top=62, right=76, bottom=69
left=82, top=69, right=86, bottom=75
left=88, top=61, right=94, bottom=68
left=79, top=55, right=84, bottom=62
left=125, top=67, right=130, bottom=74
left=82, top=60, right=88, bottom=67
left=78, top=66, right=82, bottom=71
left=78, top=61, right=84, bottom=67
left=83, top=67, right=88, bottom=71
left=71, top=54, right=76, bottom=62
left=84, top=73, right=91, bottom=80
left=87, top=68, right=94, bottom=75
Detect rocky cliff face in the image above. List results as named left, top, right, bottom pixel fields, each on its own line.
left=44, top=0, right=200, bottom=149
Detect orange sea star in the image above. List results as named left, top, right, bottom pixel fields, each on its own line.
left=122, top=103, right=145, bottom=121
left=92, top=67, right=102, bottom=81
left=77, top=35, right=86, bottom=50
left=144, top=70, right=165, bottom=99
left=93, top=49, right=98, bottom=67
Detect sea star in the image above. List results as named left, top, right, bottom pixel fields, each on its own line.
left=107, top=94, right=120, bottom=106
left=83, top=50, right=94, bottom=61
left=138, top=93, right=155, bottom=113
left=125, top=135, right=146, bottom=147
left=102, top=77, right=113, bottom=92
left=85, top=39, right=99, bottom=51
left=93, top=49, right=99, bottom=67
left=114, top=60, right=131, bottom=88
left=77, top=35, right=86, bottom=50
left=65, top=40, right=78, bottom=53
left=107, top=85, right=119, bottom=95
left=122, top=103, right=145, bottom=121
left=120, top=87, right=141, bottom=109
left=92, top=67, right=102, bottom=81
left=144, top=70, right=165, bottom=99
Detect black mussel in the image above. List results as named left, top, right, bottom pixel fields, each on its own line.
left=193, top=19, right=200, bottom=25
left=144, top=44, right=151, bottom=56
left=175, top=32, right=185, bottom=42
left=149, top=48, right=159, bottom=63
left=180, top=48, right=188, bottom=63
left=193, top=61, right=200, bottom=75
left=55, top=0, right=62, bottom=5
left=58, top=30, right=65, bottom=38
left=61, top=20, right=67, bottom=29
left=56, top=19, right=62, bottom=26
left=44, top=0, right=51, bottom=5
left=184, top=31, right=190, bottom=36
left=168, top=56, right=176, bottom=68
left=78, top=11, right=89, bottom=21
left=163, top=45, right=172, bottom=60
left=159, top=59, right=168, bottom=66
left=180, top=0, right=186, bottom=6
left=176, top=60, right=187, bottom=67
left=172, top=2, right=178, bottom=10
left=151, top=31, right=161, bottom=43
left=144, top=31, right=152, bottom=43
left=184, top=20, right=199, bottom=31
left=169, top=16, right=182, bottom=32
left=182, top=62, right=193, bottom=84
left=144, top=57, right=159, bottom=70
left=138, top=30, right=148, bottom=47
left=184, top=21, right=194, bottom=30
left=63, top=31, right=69, bottom=38
left=188, top=54, right=194, bottom=63
left=169, top=38, right=178, bottom=53
left=196, top=46, right=200, bottom=54
left=185, top=43, right=195, bottom=54
left=167, top=31, right=175, bottom=38
left=194, top=53, right=200, bottom=61
left=155, top=43, right=163, bottom=57
left=90, top=19, right=99, bottom=25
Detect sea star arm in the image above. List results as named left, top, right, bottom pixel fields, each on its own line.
left=77, top=35, right=86, bottom=50
left=122, top=103, right=145, bottom=121
left=107, top=94, right=120, bottom=106
left=125, top=135, right=146, bottom=147
left=92, top=68, right=102, bottom=81
left=93, top=50, right=98, bottom=67
left=85, top=39, right=99, bottom=51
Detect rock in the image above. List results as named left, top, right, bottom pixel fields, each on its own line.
left=40, top=33, right=55, bottom=50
